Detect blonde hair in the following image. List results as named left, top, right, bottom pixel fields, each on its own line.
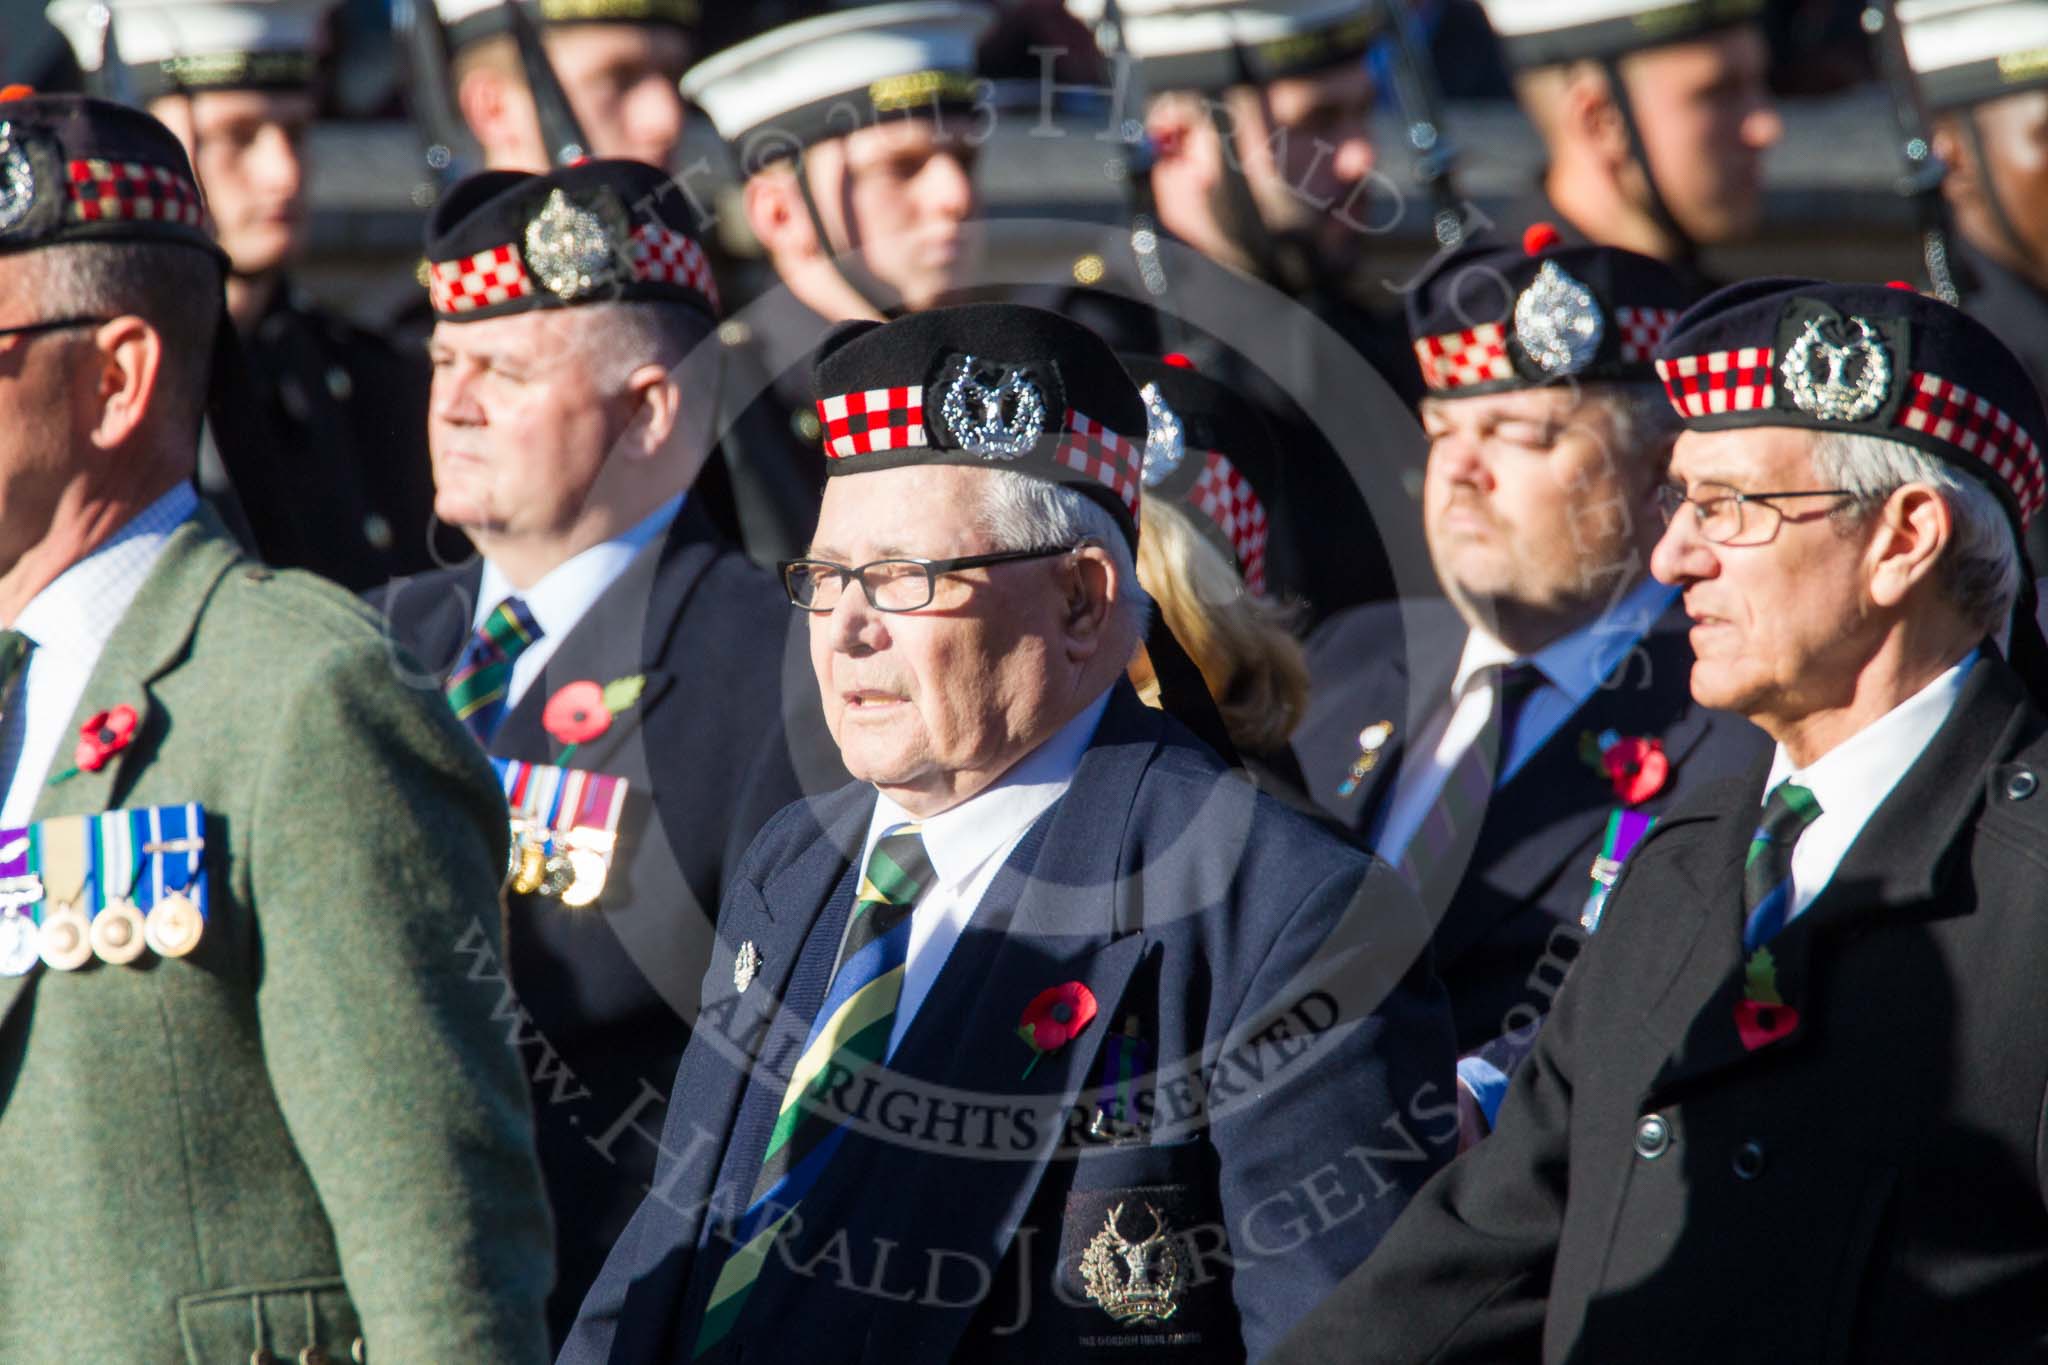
left=1131, top=497, right=1309, bottom=756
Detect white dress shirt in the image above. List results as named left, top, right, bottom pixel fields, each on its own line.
left=0, top=483, right=198, bottom=827
left=857, top=688, right=1111, bottom=1057
left=1762, top=649, right=1976, bottom=924
left=472, top=494, right=683, bottom=708
left=1376, top=576, right=1676, bottom=865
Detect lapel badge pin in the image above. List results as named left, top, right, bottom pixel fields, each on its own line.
left=1080, top=1201, right=1185, bottom=1326
left=1337, top=720, right=1395, bottom=798
left=733, top=940, right=762, bottom=993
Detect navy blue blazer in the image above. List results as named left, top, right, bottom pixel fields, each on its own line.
left=1292, top=596, right=1769, bottom=1056
left=561, top=681, right=1458, bottom=1365
left=371, top=500, right=844, bottom=1346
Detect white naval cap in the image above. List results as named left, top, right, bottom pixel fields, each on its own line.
left=46, top=0, right=335, bottom=97
left=1901, top=0, right=2048, bottom=109
left=432, top=0, right=698, bottom=53
left=1062, top=0, right=1382, bottom=93
left=1478, top=0, right=1765, bottom=69
left=681, top=2, right=993, bottom=171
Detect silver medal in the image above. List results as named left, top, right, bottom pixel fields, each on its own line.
left=1513, top=260, right=1605, bottom=378
left=1139, top=382, right=1185, bottom=488
left=0, top=906, right=37, bottom=977
left=1780, top=315, right=1890, bottom=422
left=939, top=357, right=1047, bottom=460
left=0, top=123, right=36, bottom=236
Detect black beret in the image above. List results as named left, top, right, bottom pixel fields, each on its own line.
left=0, top=92, right=222, bottom=265
left=1653, top=278, right=2048, bottom=527
left=1122, top=353, right=1275, bottom=595
left=1407, top=229, right=1695, bottom=396
left=424, top=159, right=719, bottom=322
left=810, top=302, right=1148, bottom=548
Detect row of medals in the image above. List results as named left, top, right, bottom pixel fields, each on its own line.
left=0, top=881, right=204, bottom=976
left=506, top=821, right=612, bottom=908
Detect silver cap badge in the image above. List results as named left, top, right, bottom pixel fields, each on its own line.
left=522, top=187, right=629, bottom=302
left=1079, top=1201, right=1184, bottom=1325
left=0, top=124, right=36, bottom=236
left=1139, top=382, right=1185, bottom=488
left=1780, top=315, right=1890, bottom=422
left=939, top=356, right=1047, bottom=460
left=1514, top=260, right=1605, bottom=378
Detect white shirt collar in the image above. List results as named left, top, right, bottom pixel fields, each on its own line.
left=1765, top=649, right=1978, bottom=810
left=1452, top=575, right=1677, bottom=703
left=13, top=482, right=199, bottom=657
left=864, top=688, right=1112, bottom=885
left=473, top=494, right=683, bottom=638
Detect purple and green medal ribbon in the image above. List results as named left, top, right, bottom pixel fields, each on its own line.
left=1581, top=808, right=1657, bottom=934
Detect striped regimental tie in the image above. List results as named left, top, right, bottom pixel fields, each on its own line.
left=443, top=597, right=542, bottom=744
left=1742, top=781, right=1823, bottom=949
left=693, top=823, right=935, bottom=1358
left=1396, top=660, right=1544, bottom=900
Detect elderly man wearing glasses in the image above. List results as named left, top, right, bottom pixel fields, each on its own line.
left=563, top=303, right=1456, bottom=1365
left=1274, top=280, right=2048, bottom=1364
left=1293, top=235, right=1766, bottom=1139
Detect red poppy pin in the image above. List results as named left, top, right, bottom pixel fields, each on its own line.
left=1017, top=981, right=1099, bottom=1079
left=1579, top=729, right=1670, bottom=805
left=1735, top=947, right=1800, bottom=1052
left=542, top=674, right=646, bottom=761
left=48, top=704, right=139, bottom=785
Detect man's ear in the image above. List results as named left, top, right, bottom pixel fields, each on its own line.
left=1562, top=61, right=1627, bottom=168
left=86, top=316, right=163, bottom=451
left=1146, top=93, right=1217, bottom=195
left=618, top=363, right=681, bottom=460
left=744, top=168, right=818, bottom=261
left=1932, top=114, right=1982, bottom=209
left=1867, top=483, right=1954, bottom=610
left=457, top=66, right=526, bottom=165
left=1061, top=542, right=1119, bottom=661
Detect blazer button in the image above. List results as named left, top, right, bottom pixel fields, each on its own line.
left=2007, top=769, right=2038, bottom=801
left=1634, top=1113, right=1671, bottom=1160
left=351, top=1338, right=366, bottom=1364
left=1732, top=1140, right=1767, bottom=1180
left=300, top=1349, right=330, bottom=1365
left=250, top=1353, right=278, bottom=1365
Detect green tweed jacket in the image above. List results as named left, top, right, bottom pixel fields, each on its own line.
left=0, top=511, right=554, bottom=1364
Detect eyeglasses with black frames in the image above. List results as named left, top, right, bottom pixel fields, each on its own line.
left=1654, top=481, right=1858, bottom=547
left=0, top=316, right=112, bottom=343
left=781, top=545, right=1079, bottom=613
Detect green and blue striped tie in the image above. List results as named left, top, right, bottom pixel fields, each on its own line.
left=1742, top=780, right=1822, bottom=948
left=443, top=597, right=542, bottom=743
left=694, top=823, right=933, bottom=1357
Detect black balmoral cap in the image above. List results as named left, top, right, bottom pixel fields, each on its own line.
left=0, top=91, right=221, bottom=265
left=424, top=159, right=720, bottom=322
left=1407, top=227, right=1695, bottom=397
left=810, top=302, right=1148, bottom=548
left=1654, top=277, right=2048, bottom=528
left=1123, top=353, right=1276, bottom=596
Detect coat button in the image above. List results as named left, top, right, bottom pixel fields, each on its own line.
left=251, top=1353, right=278, bottom=1365
left=2007, top=769, right=2038, bottom=801
left=1634, top=1113, right=1671, bottom=1160
left=300, top=1349, right=330, bottom=1365
left=351, top=1338, right=366, bottom=1364
left=1732, top=1140, right=1767, bottom=1180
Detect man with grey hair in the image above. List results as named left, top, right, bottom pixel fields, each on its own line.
left=564, top=302, right=1456, bottom=1364
left=1273, top=280, right=2048, bottom=1363
left=0, top=93, right=553, bottom=1361
left=370, top=159, right=831, bottom=1348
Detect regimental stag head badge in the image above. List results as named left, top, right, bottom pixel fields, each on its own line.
left=1138, top=382, right=1185, bottom=488
left=1780, top=314, right=1891, bottom=422
left=1513, top=260, right=1605, bottom=378
left=938, top=355, right=1048, bottom=459
left=523, top=187, right=630, bottom=302
left=0, top=123, right=36, bottom=235
left=1079, top=1201, right=1184, bottom=1326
